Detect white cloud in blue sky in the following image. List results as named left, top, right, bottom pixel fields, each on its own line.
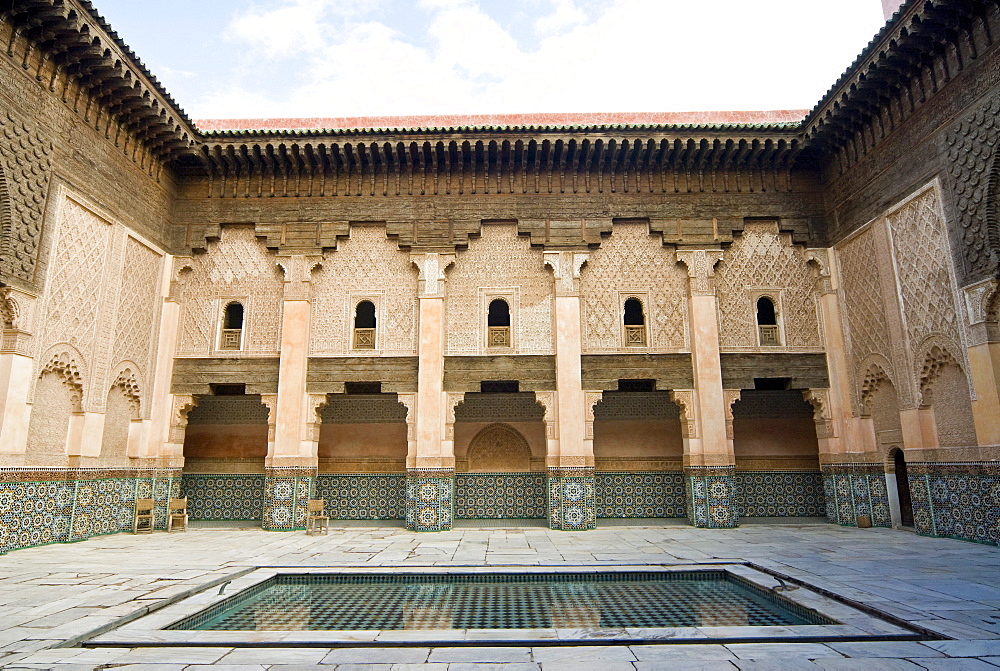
left=93, top=0, right=887, bottom=120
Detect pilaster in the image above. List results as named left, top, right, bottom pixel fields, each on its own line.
left=963, top=279, right=1000, bottom=445
left=543, top=251, right=595, bottom=530
left=407, top=253, right=456, bottom=531
left=144, top=258, right=183, bottom=461
left=807, top=249, right=849, bottom=456
left=0, top=287, right=36, bottom=457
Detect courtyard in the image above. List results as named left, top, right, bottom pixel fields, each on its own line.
left=0, top=522, right=998, bottom=669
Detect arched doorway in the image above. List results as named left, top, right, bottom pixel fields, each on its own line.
left=315, top=390, right=407, bottom=521
left=453, top=392, right=546, bottom=521
left=181, top=390, right=268, bottom=524
left=890, top=448, right=914, bottom=527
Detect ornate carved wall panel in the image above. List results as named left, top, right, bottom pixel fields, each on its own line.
left=310, top=225, right=418, bottom=356
left=445, top=224, right=552, bottom=355
left=945, top=91, right=1000, bottom=283
left=177, top=227, right=283, bottom=356
left=715, top=222, right=821, bottom=350
left=112, top=237, right=162, bottom=395
left=319, top=394, right=409, bottom=424
left=836, top=225, right=900, bottom=411
left=99, top=387, right=133, bottom=464
left=0, top=110, right=53, bottom=287
left=886, top=186, right=971, bottom=396
left=466, top=423, right=533, bottom=472
left=580, top=222, right=688, bottom=353
left=35, top=197, right=111, bottom=395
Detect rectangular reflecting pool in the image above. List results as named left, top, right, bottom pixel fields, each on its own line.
left=170, top=571, right=834, bottom=631
left=89, top=565, right=923, bottom=646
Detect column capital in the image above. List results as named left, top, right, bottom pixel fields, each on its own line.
left=276, top=254, right=323, bottom=301
left=805, top=248, right=837, bottom=294
left=410, top=252, right=456, bottom=297
left=543, top=251, right=589, bottom=296
left=676, top=249, right=723, bottom=296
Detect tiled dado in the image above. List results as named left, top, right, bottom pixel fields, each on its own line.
left=181, top=474, right=265, bottom=521
left=907, top=462, right=1000, bottom=546
left=0, top=469, right=180, bottom=554
left=406, top=469, right=453, bottom=532
left=262, top=469, right=314, bottom=531
left=595, top=472, right=686, bottom=518
left=734, top=471, right=826, bottom=518
left=548, top=468, right=596, bottom=530
left=454, top=473, right=546, bottom=519
left=315, top=474, right=405, bottom=520
left=685, top=467, right=738, bottom=528
left=821, top=464, right=891, bottom=528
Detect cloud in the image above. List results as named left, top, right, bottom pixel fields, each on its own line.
left=194, top=0, right=886, bottom=119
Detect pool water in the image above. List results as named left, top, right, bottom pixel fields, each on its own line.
left=169, top=572, right=836, bottom=631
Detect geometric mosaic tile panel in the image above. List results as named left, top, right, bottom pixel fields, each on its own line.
left=0, top=471, right=181, bottom=554
left=314, top=474, right=405, bottom=520
left=908, top=464, right=1000, bottom=546
left=595, top=472, right=686, bottom=518
left=821, top=465, right=891, bottom=528
left=685, top=467, right=738, bottom=528
left=406, top=470, right=454, bottom=532
left=548, top=469, right=596, bottom=531
left=455, top=473, right=546, bottom=519
left=262, top=473, right=313, bottom=531
left=181, top=474, right=265, bottom=522
left=733, top=471, right=826, bottom=517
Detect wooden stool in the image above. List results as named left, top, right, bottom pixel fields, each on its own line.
left=306, top=499, right=329, bottom=535
left=133, top=499, right=155, bottom=534
left=167, top=497, right=189, bottom=532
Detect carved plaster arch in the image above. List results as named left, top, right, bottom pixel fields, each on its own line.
left=0, top=286, right=17, bottom=329
left=109, top=364, right=142, bottom=420
left=466, top=422, right=532, bottom=472
left=986, top=143, right=1000, bottom=264
left=858, top=358, right=894, bottom=417
left=39, top=350, right=84, bottom=412
left=916, top=343, right=965, bottom=407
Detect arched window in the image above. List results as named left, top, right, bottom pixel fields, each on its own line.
left=220, top=302, right=244, bottom=350
left=353, top=300, right=376, bottom=349
left=623, top=297, right=646, bottom=346
left=756, top=296, right=780, bottom=346
left=487, top=299, right=511, bottom=347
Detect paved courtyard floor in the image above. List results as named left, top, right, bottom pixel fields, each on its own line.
left=1, top=522, right=999, bottom=669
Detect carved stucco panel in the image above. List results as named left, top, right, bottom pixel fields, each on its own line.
left=715, top=221, right=821, bottom=350
left=580, top=222, right=688, bottom=353
left=445, top=224, right=552, bottom=355
left=311, top=225, right=418, bottom=355
left=177, top=227, right=283, bottom=355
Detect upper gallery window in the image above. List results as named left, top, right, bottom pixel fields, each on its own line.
left=487, top=299, right=511, bottom=348
left=220, top=302, right=244, bottom=350
left=623, top=297, right=646, bottom=347
left=756, top=296, right=781, bottom=346
left=353, top=300, right=377, bottom=349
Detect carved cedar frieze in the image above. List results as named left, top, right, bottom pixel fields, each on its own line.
left=0, top=110, right=53, bottom=287
left=946, top=92, right=1000, bottom=283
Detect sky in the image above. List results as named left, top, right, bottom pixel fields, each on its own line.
left=90, top=0, right=889, bottom=122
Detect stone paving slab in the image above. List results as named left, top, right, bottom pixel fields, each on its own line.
left=0, top=523, right=997, bottom=667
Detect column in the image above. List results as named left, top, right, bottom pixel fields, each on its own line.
left=0, top=289, right=35, bottom=458
left=677, top=249, right=737, bottom=528
left=145, top=257, right=184, bottom=463
left=407, top=253, right=455, bottom=531
left=963, top=280, right=1000, bottom=445
left=263, top=255, right=320, bottom=531
left=543, top=251, right=595, bottom=531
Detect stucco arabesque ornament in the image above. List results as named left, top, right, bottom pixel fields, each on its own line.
left=543, top=251, right=589, bottom=296
left=676, top=249, right=724, bottom=296
left=410, top=252, right=456, bottom=297
left=276, top=254, right=323, bottom=301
